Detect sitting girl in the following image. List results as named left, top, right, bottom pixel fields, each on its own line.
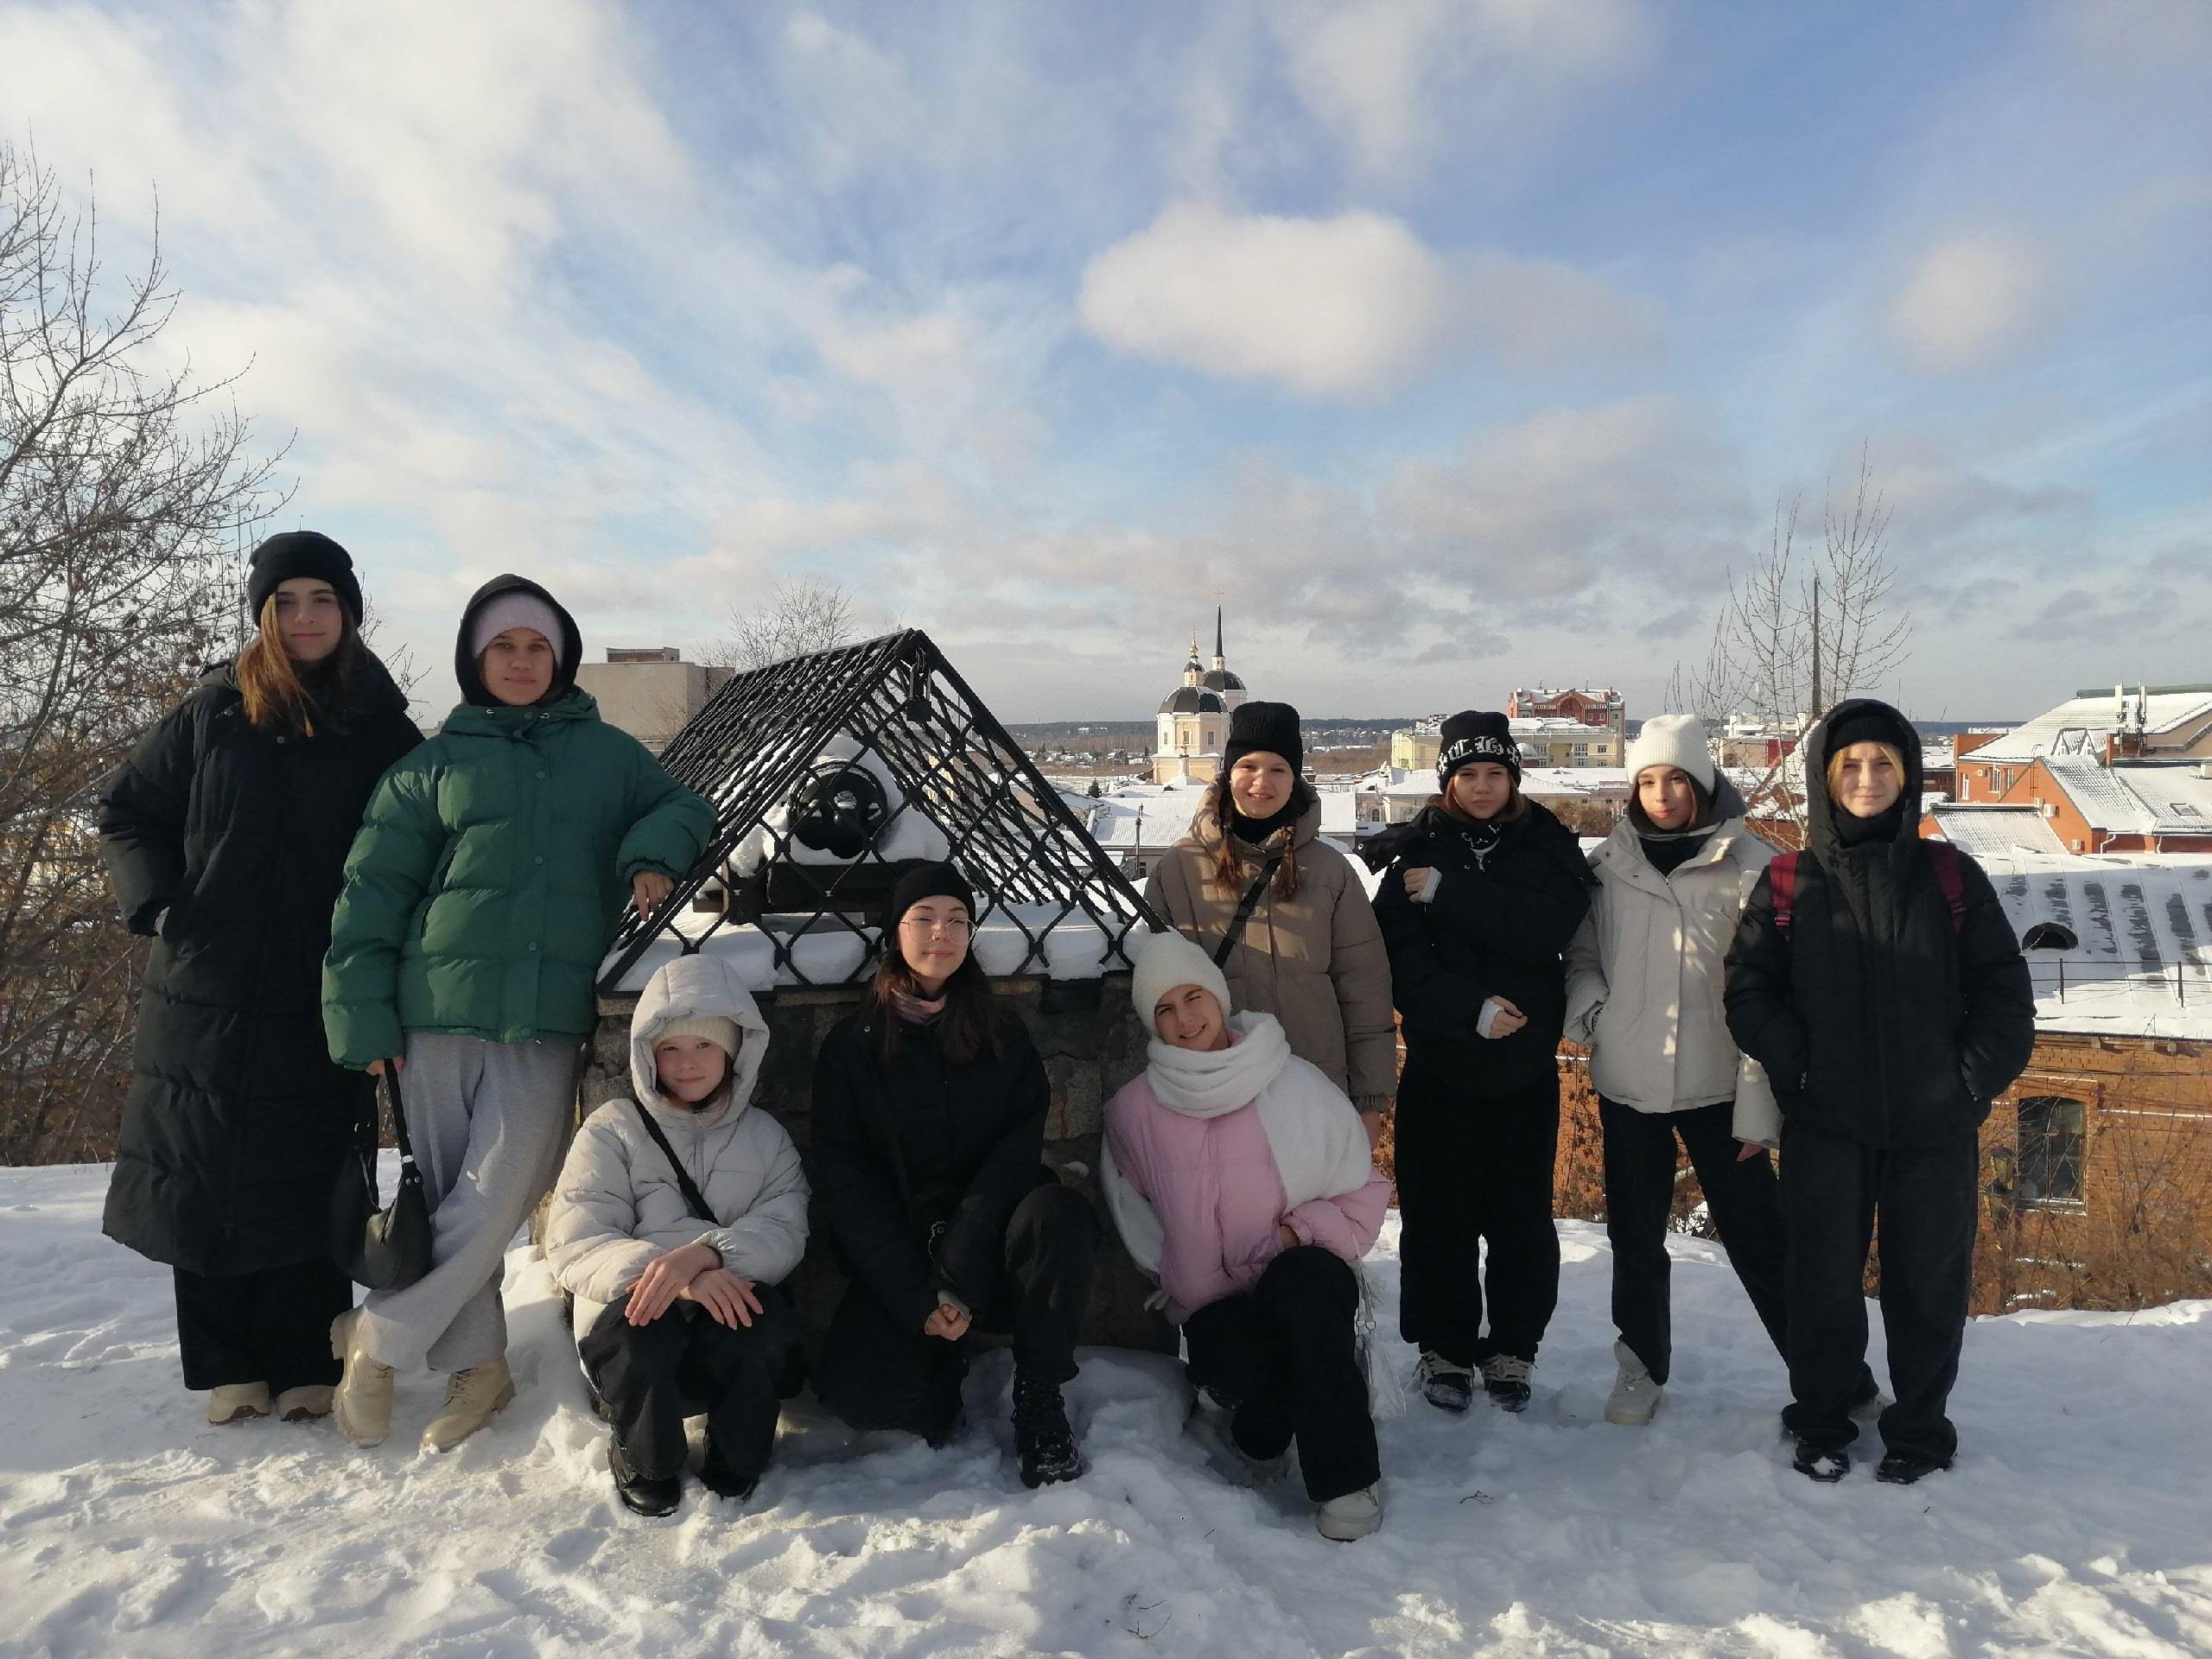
left=543, top=955, right=808, bottom=1516
left=1103, top=932, right=1393, bottom=1542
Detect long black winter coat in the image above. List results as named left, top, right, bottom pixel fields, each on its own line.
left=99, top=655, right=423, bottom=1274
left=1724, top=698, right=2034, bottom=1148
left=810, top=1003, right=1053, bottom=1333
left=1373, top=799, right=1595, bottom=1095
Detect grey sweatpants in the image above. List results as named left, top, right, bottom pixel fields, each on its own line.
left=354, top=1033, right=578, bottom=1374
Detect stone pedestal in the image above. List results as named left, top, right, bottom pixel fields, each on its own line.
left=578, top=972, right=1174, bottom=1355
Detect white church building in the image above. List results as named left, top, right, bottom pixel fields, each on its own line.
left=1153, top=610, right=1249, bottom=784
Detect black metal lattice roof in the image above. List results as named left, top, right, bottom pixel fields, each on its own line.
left=599, top=629, right=1159, bottom=992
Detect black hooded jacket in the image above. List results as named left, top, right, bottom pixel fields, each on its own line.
left=1723, top=698, right=2034, bottom=1147
left=99, top=652, right=423, bottom=1273
left=1372, top=796, right=1596, bottom=1094
left=454, top=573, right=583, bottom=705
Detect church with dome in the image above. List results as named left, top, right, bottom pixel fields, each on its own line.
left=1153, top=609, right=1249, bottom=784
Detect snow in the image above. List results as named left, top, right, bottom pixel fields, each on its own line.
left=1967, top=689, right=2212, bottom=767
left=1979, top=853, right=2212, bottom=1040
left=8, top=1162, right=2211, bottom=1657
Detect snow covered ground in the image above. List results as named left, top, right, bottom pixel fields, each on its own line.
left=4, top=1161, right=2209, bottom=1659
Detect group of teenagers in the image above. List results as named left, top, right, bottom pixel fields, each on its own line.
left=97, top=531, right=2036, bottom=1547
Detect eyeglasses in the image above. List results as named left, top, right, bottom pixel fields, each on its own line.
left=899, top=915, right=971, bottom=937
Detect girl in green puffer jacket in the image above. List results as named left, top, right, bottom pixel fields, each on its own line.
left=321, top=574, right=714, bottom=1453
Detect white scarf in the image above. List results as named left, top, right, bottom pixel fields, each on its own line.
left=1143, top=1010, right=1292, bottom=1117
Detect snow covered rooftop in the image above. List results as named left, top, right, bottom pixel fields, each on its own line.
left=2042, top=758, right=2212, bottom=836
left=1980, top=852, right=2212, bottom=1039
left=1968, top=687, right=2212, bottom=766
left=1928, top=804, right=2069, bottom=858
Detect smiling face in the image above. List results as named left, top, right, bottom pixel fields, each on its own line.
left=897, top=896, right=972, bottom=992
left=481, top=627, right=556, bottom=706
left=1832, top=741, right=1904, bottom=820
left=653, top=1034, right=730, bottom=1106
left=1229, top=752, right=1295, bottom=819
left=1447, top=762, right=1515, bottom=822
left=273, top=577, right=345, bottom=664
left=1637, top=766, right=1699, bottom=831
left=1152, top=983, right=1229, bottom=1052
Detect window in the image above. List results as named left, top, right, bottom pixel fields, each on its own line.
left=2173, top=803, right=2202, bottom=818
left=2021, top=922, right=2076, bottom=950
left=2016, top=1097, right=2086, bottom=1207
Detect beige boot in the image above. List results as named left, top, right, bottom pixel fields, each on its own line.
left=330, top=1309, right=395, bottom=1447
left=421, top=1360, right=515, bottom=1453
left=207, top=1382, right=271, bottom=1425
left=275, top=1384, right=335, bottom=1423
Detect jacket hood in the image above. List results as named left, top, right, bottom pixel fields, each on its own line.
left=454, top=574, right=584, bottom=707
left=629, top=953, right=772, bottom=1131
left=1805, top=697, right=1923, bottom=862
left=199, top=648, right=414, bottom=722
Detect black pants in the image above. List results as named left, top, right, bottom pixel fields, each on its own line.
left=1601, top=1096, right=1789, bottom=1383
left=1184, top=1246, right=1380, bottom=1503
left=578, top=1294, right=802, bottom=1483
left=1780, top=1120, right=1980, bottom=1462
left=816, top=1184, right=1098, bottom=1437
left=174, top=1258, right=352, bottom=1393
left=1395, top=1060, right=1560, bottom=1366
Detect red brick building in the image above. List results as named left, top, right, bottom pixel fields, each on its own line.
left=1507, top=686, right=1624, bottom=734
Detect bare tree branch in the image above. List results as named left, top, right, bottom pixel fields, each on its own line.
left=702, top=577, right=858, bottom=671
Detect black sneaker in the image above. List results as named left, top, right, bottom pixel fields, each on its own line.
left=1012, top=1374, right=1084, bottom=1489
left=698, top=1448, right=760, bottom=1502
left=609, top=1440, right=681, bottom=1517
left=1791, top=1440, right=1850, bottom=1484
left=1874, top=1450, right=1950, bottom=1486
left=1416, top=1351, right=1474, bottom=1413
left=1479, top=1355, right=1534, bottom=1413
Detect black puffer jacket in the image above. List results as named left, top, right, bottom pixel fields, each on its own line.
left=1724, top=698, right=2034, bottom=1147
left=809, top=1004, right=1054, bottom=1332
left=1373, top=798, right=1595, bottom=1094
left=99, top=654, right=423, bottom=1274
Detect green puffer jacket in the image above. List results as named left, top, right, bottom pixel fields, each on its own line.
left=323, top=690, right=714, bottom=1066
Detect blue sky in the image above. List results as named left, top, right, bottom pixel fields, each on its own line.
left=3, top=0, right=2206, bottom=722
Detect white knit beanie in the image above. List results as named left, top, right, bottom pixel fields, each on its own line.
left=1131, top=931, right=1232, bottom=1026
left=653, top=1014, right=741, bottom=1058
left=1624, top=713, right=1716, bottom=791
left=470, top=591, right=564, bottom=659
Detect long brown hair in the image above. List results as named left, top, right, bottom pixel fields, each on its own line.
left=871, top=938, right=1007, bottom=1066
left=236, top=594, right=364, bottom=737
left=1205, top=772, right=1317, bottom=899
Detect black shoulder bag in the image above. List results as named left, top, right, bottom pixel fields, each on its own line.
left=1212, top=836, right=1290, bottom=968
left=626, top=1097, right=719, bottom=1225
left=331, top=1070, right=432, bottom=1290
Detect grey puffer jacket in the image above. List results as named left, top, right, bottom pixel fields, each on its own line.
left=1565, top=806, right=1781, bottom=1146
left=543, top=954, right=808, bottom=1344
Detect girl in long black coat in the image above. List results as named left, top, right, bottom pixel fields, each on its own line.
left=99, top=533, right=421, bottom=1426
left=1372, top=711, right=1594, bottom=1414
left=1726, top=698, right=2033, bottom=1485
left=808, top=861, right=1098, bottom=1490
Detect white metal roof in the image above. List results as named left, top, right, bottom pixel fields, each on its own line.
left=1929, top=804, right=2069, bottom=857
left=1977, top=852, right=2212, bottom=1039
left=1967, top=689, right=2212, bottom=766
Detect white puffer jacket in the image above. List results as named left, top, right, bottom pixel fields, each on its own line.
left=1564, top=815, right=1781, bottom=1146
left=543, top=954, right=809, bottom=1344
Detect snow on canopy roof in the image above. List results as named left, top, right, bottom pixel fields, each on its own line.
left=1969, top=689, right=2212, bottom=766
left=1978, top=852, right=2212, bottom=1040
left=2044, top=757, right=2212, bottom=835
left=1928, top=804, right=2069, bottom=858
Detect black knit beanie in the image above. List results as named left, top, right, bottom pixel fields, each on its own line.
left=1824, top=705, right=1912, bottom=764
left=1223, top=701, right=1304, bottom=778
left=883, top=860, right=977, bottom=934
left=246, top=531, right=364, bottom=625
left=1437, top=709, right=1521, bottom=789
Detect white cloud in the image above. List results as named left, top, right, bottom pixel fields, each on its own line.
left=1886, top=230, right=2061, bottom=375
left=1078, top=204, right=1657, bottom=397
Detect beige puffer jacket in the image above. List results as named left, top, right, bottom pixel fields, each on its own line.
left=1564, top=815, right=1781, bottom=1146
left=1146, top=803, right=1397, bottom=1113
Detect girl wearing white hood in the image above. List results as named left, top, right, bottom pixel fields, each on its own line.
left=1103, top=933, right=1392, bottom=1542
left=543, top=955, right=808, bottom=1516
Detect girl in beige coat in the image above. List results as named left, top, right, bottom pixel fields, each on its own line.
left=1145, top=702, right=1396, bottom=1144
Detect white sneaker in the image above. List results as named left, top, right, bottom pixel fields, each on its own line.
left=207, top=1382, right=270, bottom=1425
left=1316, top=1484, right=1382, bottom=1542
left=421, top=1360, right=515, bottom=1452
left=1605, top=1340, right=1663, bottom=1426
left=330, top=1310, right=395, bottom=1447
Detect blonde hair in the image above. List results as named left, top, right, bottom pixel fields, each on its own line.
left=1824, top=741, right=1905, bottom=800
left=236, top=594, right=361, bottom=737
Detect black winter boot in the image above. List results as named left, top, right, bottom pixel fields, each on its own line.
left=610, top=1439, right=681, bottom=1517
left=1791, top=1439, right=1850, bottom=1484
left=1875, top=1449, right=1950, bottom=1486
left=1012, top=1374, right=1083, bottom=1489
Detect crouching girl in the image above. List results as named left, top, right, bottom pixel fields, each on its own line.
left=1103, top=933, right=1392, bottom=1542
left=543, top=955, right=807, bottom=1516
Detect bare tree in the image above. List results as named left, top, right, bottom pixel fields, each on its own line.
left=0, top=147, right=283, bottom=1163
left=704, top=577, right=859, bottom=671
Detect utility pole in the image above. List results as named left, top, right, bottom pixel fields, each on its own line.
left=1808, top=573, right=1824, bottom=719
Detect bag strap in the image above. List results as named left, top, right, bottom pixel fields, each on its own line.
left=1768, top=852, right=1800, bottom=934
left=1926, top=841, right=1969, bottom=934
left=380, top=1070, right=417, bottom=1166
left=626, top=1096, right=718, bottom=1227
left=1213, top=844, right=1288, bottom=969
